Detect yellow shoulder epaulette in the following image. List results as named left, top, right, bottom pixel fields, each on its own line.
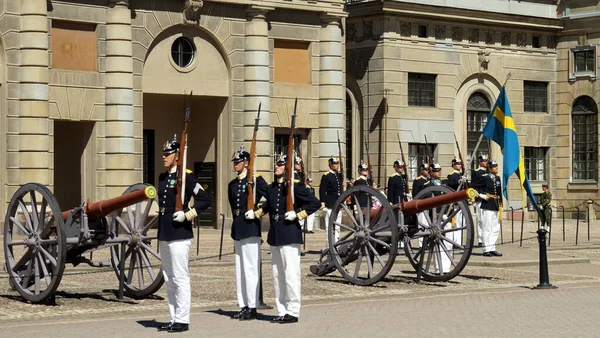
left=256, top=174, right=261, bottom=177
left=294, top=179, right=300, bottom=183
left=186, top=169, right=193, bottom=174
left=323, top=171, right=329, bottom=175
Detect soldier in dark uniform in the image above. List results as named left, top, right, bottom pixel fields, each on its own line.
left=319, top=155, right=343, bottom=246
left=387, top=158, right=409, bottom=205
left=255, top=154, right=320, bottom=324
left=157, top=137, right=211, bottom=333
left=446, top=157, right=468, bottom=247
left=227, top=147, right=268, bottom=321
left=539, top=183, right=552, bottom=229
left=294, top=154, right=306, bottom=186
left=479, top=159, right=503, bottom=257
left=353, top=160, right=372, bottom=211
left=470, top=154, right=489, bottom=247
left=411, top=163, right=429, bottom=199
left=422, top=163, right=451, bottom=273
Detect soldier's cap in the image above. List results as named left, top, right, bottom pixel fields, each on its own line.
left=478, top=154, right=489, bottom=162
left=162, top=135, right=180, bottom=155
left=231, top=146, right=250, bottom=163
left=358, top=160, right=369, bottom=171
left=430, top=163, right=442, bottom=172
left=328, top=155, right=339, bottom=165
left=393, top=158, right=405, bottom=168
left=488, top=159, right=498, bottom=167
left=275, top=153, right=287, bottom=166
left=452, top=157, right=462, bottom=165
left=542, top=183, right=549, bottom=188
left=419, top=163, right=427, bottom=171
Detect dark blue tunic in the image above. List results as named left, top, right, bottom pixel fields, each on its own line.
left=319, top=171, right=342, bottom=208
left=157, top=169, right=211, bottom=242
left=387, top=173, right=409, bottom=204
left=228, top=174, right=268, bottom=241
left=480, top=174, right=502, bottom=211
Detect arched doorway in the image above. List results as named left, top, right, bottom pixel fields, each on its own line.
left=466, top=92, right=492, bottom=177
left=572, top=95, right=598, bottom=181
left=142, top=26, right=230, bottom=226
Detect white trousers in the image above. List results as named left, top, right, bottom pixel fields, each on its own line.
left=325, top=208, right=341, bottom=247
left=481, top=209, right=500, bottom=252
left=439, top=209, right=464, bottom=273
left=304, top=213, right=315, bottom=232
left=160, top=239, right=192, bottom=324
left=270, top=244, right=301, bottom=317
left=475, top=201, right=483, bottom=244
left=417, top=212, right=427, bottom=247
left=234, top=237, right=261, bottom=309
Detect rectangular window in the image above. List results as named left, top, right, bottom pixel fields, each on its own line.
left=572, top=113, right=598, bottom=181
left=143, top=129, right=155, bottom=186
left=408, top=143, right=436, bottom=181
left=524, top=81, right=548, bottom=113
left=274, top=40, right=310, bottom=84
left=570, top=45, right=597, bottom=79
left=274, top=132, right=301, bottom=161
left=408, top=73, right=436, bottom=107
left=51, top=21, right=98, bottom=71
left=418, top=25, right=427, bottom=38
left=532, top=36, right=540, bottom=48
left=524, top=147, right=547, bottom=181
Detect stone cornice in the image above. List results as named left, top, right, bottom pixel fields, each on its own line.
left=207, top=0, right=346, bottom=16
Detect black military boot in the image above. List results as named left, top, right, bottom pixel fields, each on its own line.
left=239, top=308, right=257, bottom=321
left=157, top=323, right=172, bottom=332
left=231, top=306, right=249, bottom=319
left=168, top=323, right=189, bottom=333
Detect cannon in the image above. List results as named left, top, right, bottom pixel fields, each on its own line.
left=3, top=182, right=163, bottom=303
left=310, top=184, right=476, bottom=286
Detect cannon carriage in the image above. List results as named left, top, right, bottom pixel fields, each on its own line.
left=3, top=182, right=164, bottom=303
left=310, top=184, right=477, bottom=285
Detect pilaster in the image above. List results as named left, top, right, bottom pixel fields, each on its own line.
left=318, top=15, right=345, bottom=168
left=104, top=0, right=135, bottom=198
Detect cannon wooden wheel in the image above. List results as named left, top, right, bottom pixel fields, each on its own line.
left=3, top=183, right=67, bottom=303
left=328, top=185, right=398, bottom=286
left=109, top=183, right=164, bottom=298
left=403, top=185, right=474, bottom=282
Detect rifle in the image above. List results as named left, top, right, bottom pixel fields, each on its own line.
left=424, top=134, right=433, bottom=172
left=286, top=98, right=298, bottom=212
left=453, top=132, right=468, bottom=189
left=175, top=91, right=192, bottom=212
left=247, top=103, right=261, bottom=211
left=337, top=131, right=345, bottom=193
left=365, top=113, right=374, bottom=183
left=397, top=132, right=410, bottom=194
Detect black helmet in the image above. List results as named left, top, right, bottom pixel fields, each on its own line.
left=430, top=163, right=442, bottom=172
left=328, top=155, right=340, bottom=165
left=451, top=157, right=462, bottom=165
left=358, top=160, right=368, bottom=171
left=162, top=134, right=180, bottom=154
left=478, top=154, right=489, bottom=162
left=488, top=159, right=498, bottom=168
left=419, top=163, right=427, bottom=171
left=275, top=153, right=287, bottom=165
left=393, top=158, right=405, bottom=168
left=231, top=146, right=250, bottom=163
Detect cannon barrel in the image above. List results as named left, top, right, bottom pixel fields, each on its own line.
left=61, top=186, right=157, bottom=221
left=400, top=188, right=477, bottom=216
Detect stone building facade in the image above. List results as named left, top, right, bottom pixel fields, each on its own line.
left=0, top=0, right=346, bottom=227
left=346, top=0, right=600, bottom=217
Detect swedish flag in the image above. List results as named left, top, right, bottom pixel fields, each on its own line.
left=482, top=86, right=542, bottom=217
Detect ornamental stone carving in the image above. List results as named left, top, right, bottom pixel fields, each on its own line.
left=501, top=32, right=511, bottom=46
left=435, top=25, right=445, bottom=40
left=400, top=22, right=411, bottom=37
left=183, top=0, right=203, bottom=25
left=516, top=33, right=526, bottom=47
left=478, top=50, right=490, bottom=72
left=547, top=36, right=557, bottom=49
left=485, top=30, right=494, bottom=45
left=470, top=29, right=479, bottom=43
left=452, top=27, right=462, bottom=42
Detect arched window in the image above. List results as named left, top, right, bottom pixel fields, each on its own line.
left=466, top=92, right=491, bottom=178
left=572, top=96, right=598, bottom=181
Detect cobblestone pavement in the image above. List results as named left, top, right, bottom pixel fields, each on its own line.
left=1, top=219, right=600, bottom=325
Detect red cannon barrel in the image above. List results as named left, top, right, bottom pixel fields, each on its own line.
left=61, top=186, right=157, bottom=221
left=401, top=188, right=478, bottom=216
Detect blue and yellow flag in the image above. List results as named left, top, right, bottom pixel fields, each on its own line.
left=482, top=86, right=542, bottom=217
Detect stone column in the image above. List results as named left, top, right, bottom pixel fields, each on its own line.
left=244, top=6, right=271, bottom=177
left=14, top=0, right=50, bottom=185
left=104, top=0, right=134, bottom=198
left=318, top=16, right=345, bottom=170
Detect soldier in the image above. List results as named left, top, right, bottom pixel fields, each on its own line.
left=412, top=163, right=429, bottom=247
left=319, top=155, right=343, bottom=246
left=540, top=183, right=552, bottom=229
left=443, top=157, right=468, bottom=271
left=353, top=160, right=372, bottom=211
left=228, top=147, right=268, bottom=321
left=479, top=159, right=503, bottom=257
left=255, top=154, right=320, bottom=324
left=157, top=138, right=211, bottom=333
left=387, top=158, right=409, bottom=205
left=471, top=154, right=489, bottom=248
left=304, top=178, right=316, bottom=234
left=422, top=163, right=450, bottom=272
left=294, top=154, right=306, bottom=186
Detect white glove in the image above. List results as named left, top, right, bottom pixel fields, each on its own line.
left=479, top=194, right=489, bottom=201
left=173, top=211, right=186, bottom=222
left=459, top=176, right=468, bottom=184
left=245, top=210, right=255, bottom=220
left=285, top=211, right=297, bottom=221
